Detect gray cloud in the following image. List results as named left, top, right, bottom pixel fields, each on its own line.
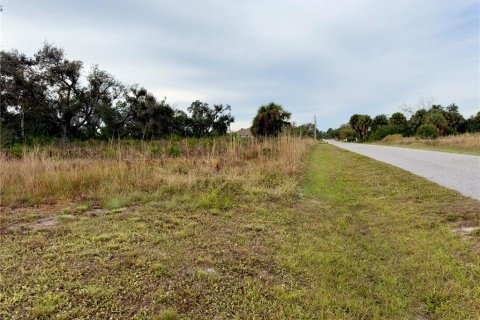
left=3, top=0, right=479, bottom=130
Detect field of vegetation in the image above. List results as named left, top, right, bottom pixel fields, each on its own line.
left=0, top=137, right=307, bottom=207
left=375, top=133, right=480, bottom=155
left=1, top=139, right=479, bottom=319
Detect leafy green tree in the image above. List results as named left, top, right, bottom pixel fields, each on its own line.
left=369, top=113, right=408, bottom=141
left=172, top=110, right=190, bottom=136
left=446, top=104, right=459, bottom=113
left=35, top=44, right=86, bottom=141
left=123, top=87, right=176, bottom=139
left=431, top=104, right=444, bottom=111
left=251, top=103, right=291, bottom=137
left=0, top=50, right=52, bottom=143
left=389, top=112, right=407, bottom=126
left=408, top=109, right=427, bottom=133
left=372, top=114, right=388, bottom=130
left=210, top=105, right=235, bottom=135
left=96, top=99, right=130, bottom=138
left=466, top=112, right=480, bottom=132
left=443, top=104, right=465, bottom=133
left=338, top=125, right=356, bottom=141
left=323, top=127, right=339, bottom=139
left=292, top=123, right=320, bottom=138
left=188, top=100, right=213, bottom=137
left=187, top=101, right=234, bottom=137
left=424, top=110, right=448, bottom=135
left=81, top=66, right=124, bottom=138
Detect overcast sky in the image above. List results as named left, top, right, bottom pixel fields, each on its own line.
left=3, top=0, right=479, bottom=130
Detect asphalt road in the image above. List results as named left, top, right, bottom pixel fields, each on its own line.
left=326, top=140, right=480, bottom=200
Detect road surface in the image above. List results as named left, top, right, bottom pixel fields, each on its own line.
left=326, top=140, right=480, bottom=200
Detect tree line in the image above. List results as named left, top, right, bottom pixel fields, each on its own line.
left=0, top=44, right=235, bottom=146
left=323, top=104, right=480, bottom=141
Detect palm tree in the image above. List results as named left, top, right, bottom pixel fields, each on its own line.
left=349, top=114, right=372, bottom=140
left=251, top=103, right=291, bottom=137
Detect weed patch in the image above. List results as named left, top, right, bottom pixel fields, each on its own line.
left=196, top=189, right=234, bottom=210
left=103, top=197, right=129, bottom=210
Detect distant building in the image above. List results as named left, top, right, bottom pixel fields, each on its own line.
left=236, top=128, right=253, bottom=138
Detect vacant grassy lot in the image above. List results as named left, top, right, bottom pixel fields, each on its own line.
left=375, top=133, right=480, bottom=155
left=1, top=142, right=479, bottom=319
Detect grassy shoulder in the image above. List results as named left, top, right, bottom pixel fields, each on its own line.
left=373, top=133, right=480, bottom=155
left=1, top=142, right=479, bottom=319
left=277, top=144, right=480, bottom=319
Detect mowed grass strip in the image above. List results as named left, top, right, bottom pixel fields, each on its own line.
left=276, top=144, right=480, bottom=319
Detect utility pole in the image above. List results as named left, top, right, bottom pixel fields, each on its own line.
left=313, top=114, right=317, bottom=141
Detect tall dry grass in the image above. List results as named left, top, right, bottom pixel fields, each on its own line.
left=421, top=132, right=480, bottom=148
left=382, top=133, right=480, bottom=150
left=0, top=136, right=313, bottom=207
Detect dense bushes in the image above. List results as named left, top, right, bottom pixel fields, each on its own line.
left=416, top=124, right=438, bottom=139
left=424, top=110, right=447, bottom=135
left=466, top=112, right=480, bottom=132
left=338, top=125, right=356, bottom=141
left=327, top=104, right=479, bottom=142
left=368, top=124, right=406, bottom=141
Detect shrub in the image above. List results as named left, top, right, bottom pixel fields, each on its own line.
left=368, top=125, right=406, bottom=141
left=168, top=145, right=181, bottom=157
left=425, top=110, right=447, bottom=134
left=381, top=134, right=403, bottom=143
left=10, top=143, right=24, bottom=158
left=149, top=143, right=162, bottom=156
left=338, top=126, right=356, bottom=141
left=197, top=189, right=233, bottom=210
left=416, top=124, right=438, bottom=139
left=104, top=197, right=129, bottom=209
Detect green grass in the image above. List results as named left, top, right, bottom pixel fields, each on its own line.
left=278, top=145, right=480, bottom=318
left=1, top=144, right=479, bottom=319
left=103, top=196, right=130, bottom=210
